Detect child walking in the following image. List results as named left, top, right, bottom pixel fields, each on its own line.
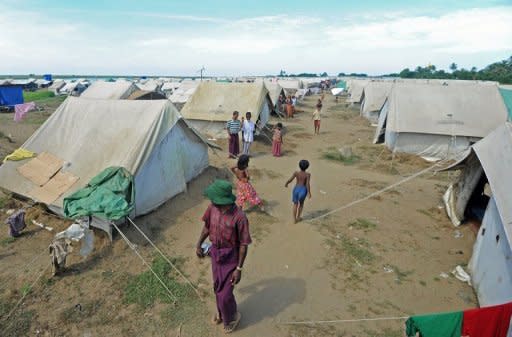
left=272, top=123, right=283, bottom=157
left=231, top=155, right=264, bottom=211
left=285, top=160, right=312, bottom=223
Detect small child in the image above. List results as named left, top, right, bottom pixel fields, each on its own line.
left=231, top=154, right=264, bottom=211
left=272, top=123, right=283, bottom=157
left=312, top=105, right=321, bottom=135
left=285, top=160, right=312, bottom=223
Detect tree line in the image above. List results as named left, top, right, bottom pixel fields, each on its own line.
left=386, top=56, right=512, bottom=84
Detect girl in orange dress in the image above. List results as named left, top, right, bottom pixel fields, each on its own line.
left=272, top=123, right=283, bottom=157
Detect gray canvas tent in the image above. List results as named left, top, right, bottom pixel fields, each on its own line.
left=180, top=82, right=272, bottom=139
left=80, top=80, right=138, bottom=100
left=442, top=123, right=512, bottom=306
left=373, top=82, right=508, bottom=160
left=360, top=81, right=393, bottom=124
left=49, top=80, right=65, bottom=95
left=0, top=97, right=209, bottom=237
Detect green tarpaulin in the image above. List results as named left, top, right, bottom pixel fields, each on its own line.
left=63, top=167, right=135, bottom=221
left=336, top=80, right=346, bottom=89
left=499, top=88, right=512, bottom=121
left=406, top=311, right=463, bottom=337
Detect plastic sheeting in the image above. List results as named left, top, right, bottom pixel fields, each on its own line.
left=0, top=85, right=24, bottom=107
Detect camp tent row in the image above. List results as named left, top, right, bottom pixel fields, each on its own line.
left=0, top=97, right=210, bottom=238
left=360, top=81, right=394, bottom=124
left=442, top=122, right=512, bottom=306
left=372, top=82, right=508, bottom=161
left=180, top=81, right=272, bottom=139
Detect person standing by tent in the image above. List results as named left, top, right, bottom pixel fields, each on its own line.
left=241, top=112, right=255, bottom=156
left=286, top=95, right=294, bottom=118
left=196, top=180, right=251, bottom=334
left=272, top=122, right=283, bottom=157
left=226, top=111, right=241, bottom=158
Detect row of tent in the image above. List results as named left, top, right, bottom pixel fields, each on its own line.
left=346, top=78, right=512, bottom=307
left=0, top=79, right=291, bottom=236
left=346, top=78, right=511, bottom=161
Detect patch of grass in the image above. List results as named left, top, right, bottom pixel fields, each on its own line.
left=0, top=195, right=9, bottom=208
left=0, top=298, right=34, bottom=337
left=434, top=277, right=441, bottom=282
left=1, top=237, right=16, bottom=247
left=419, top=280, right=427, bottom=287
left=340, top=236, right=375, bottom=265
left=363, top=328, right=404, bottom=337
left=321, top=147, right=360, bottom=165
left=23, top=90, right=54, bottom=101
left=20, top=284, right=32, bottom=297
left=389, top=265, right=414, bottom=284
left=124, top=256, right=194, bottom=309
left=348, top=218, right=377, bottom=231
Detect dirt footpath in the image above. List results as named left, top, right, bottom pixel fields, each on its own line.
left=0, top=93, right=477, bottom=337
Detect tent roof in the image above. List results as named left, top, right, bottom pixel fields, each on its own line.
left=181, top=82, right=270, bottom=122
left=81, top=80, right=138, bottom=99
left=472, top=122, right=512, bottom=245
left=347, top=80, right=370, bottom=103
left=385, top=82, right=508, bottom=137
left=136, top=80, right=160, bottom=92
left=0, top=97, right=203, bottom=211
left=361, top=81, right=394, bottom=114
left=499, top=86, right=512, bottom=120
left=49, top=80, right=65, bottom=90
left=126, top=90, right=167, bottom=100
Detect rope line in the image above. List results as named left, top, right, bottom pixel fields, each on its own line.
left=306, top=158, right=451, bottom=223
left=0, top=246, right=47, bottom=291
left=279, top=316, right=409, bottom=325
left=111, top=222, right=178, bottom=303
left=126, top=217, right=204, bottom=301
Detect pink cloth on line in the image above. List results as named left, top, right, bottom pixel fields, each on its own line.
left=14, top=102, right=36, bottom=122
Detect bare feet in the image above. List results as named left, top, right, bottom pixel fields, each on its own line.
left=212, top=315, right=223, bottom=325
left=224, top=312, right=241, bottom=334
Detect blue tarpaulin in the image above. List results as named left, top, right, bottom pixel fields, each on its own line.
left=43, top=74, right=52, bottom=81
left=0, top=86, right=24, bottom=107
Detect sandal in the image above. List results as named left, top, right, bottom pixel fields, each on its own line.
left=224, top=312, right=241, bottom=334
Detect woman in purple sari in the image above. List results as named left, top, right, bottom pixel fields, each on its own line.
left=196, top=180, right=251, bottom=333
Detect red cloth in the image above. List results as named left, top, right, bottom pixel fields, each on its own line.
left=202, top=204, right=252, bottom=248
left=462, top=302, right=512, bottom=337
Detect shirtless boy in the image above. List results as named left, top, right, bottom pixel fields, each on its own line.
left=285, top=160, right=312, bottom=223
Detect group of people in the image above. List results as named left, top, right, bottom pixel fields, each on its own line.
left=278, top=94, right=297, bottom=118
left=197, top=94, right=322, bottom=333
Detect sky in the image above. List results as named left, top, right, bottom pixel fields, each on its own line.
left=0, top=0, right=511, bottom=76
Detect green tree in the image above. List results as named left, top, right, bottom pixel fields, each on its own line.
left=449, top=63, right=458, bottom=72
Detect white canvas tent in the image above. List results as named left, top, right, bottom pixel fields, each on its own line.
left=278, top=79, right=301, bottom=96
left=347, top=79, right=369, bottom=104
left=169, top=81, right=200, bottom=105
left=180, top=82, right=272, bottom=139
left=360, top=81, right=393, bottom=124
left=442, top=123, right=512, bottom=306
left=263, top=81, right=285, bottom=112
left=373, top=82, right=508, bottom=160
left=0, top=97, right=209, bottom=237
left=136, top=80, right=161, bottom=92
left=49, top=80, right=65, bottom=95
left=80, top=80, right=138, bottom=100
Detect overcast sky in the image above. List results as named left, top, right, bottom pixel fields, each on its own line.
left=1, top=0, right=511, bottom=76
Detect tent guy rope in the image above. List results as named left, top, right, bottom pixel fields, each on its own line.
left=126, top=216, right=204, bottom=301
left=112, top=222, right=178, bottom=303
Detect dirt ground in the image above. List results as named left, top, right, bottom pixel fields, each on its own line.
left=0, top=93, right=477, bottom=336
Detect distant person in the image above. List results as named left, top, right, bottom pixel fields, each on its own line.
left=272, top=122, right=283, bottom=157
left=335, top=96, right=339, bottom=104
left=286, top=95, right=294, bottom=118
left=196, top=180, right=250, bottom=334
left=312, top=105, right=321, bottom=135
left=241, top=112, right=255, bottom=156
left=231, top=155, right=264, bottom=211
left=285, top=160, right=312, bottom=223
left=291, top=95, right=297, bottom=107
left=226, top=111, right=241, bottom=158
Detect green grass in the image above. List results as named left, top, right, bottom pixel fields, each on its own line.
left=419, top=280, right=427, bottom=287
left=321, top=147, right=360, bottom=165
left=23, top=90, right=54, bottom=101
left=0, top=298, right=34, bottom=337
left=348, top=218, right=377, bottom=231
left=389, top=265, right=414, bottom=284
left=123, top=256, right=207, bottom=331
left=340, top=236, right=375, bottom=265
left=1, top=237, right=16, bottom=247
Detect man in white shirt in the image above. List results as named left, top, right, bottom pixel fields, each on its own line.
left=241, top=112, right=255, bottom=156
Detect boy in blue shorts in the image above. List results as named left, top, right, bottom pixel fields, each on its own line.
left=285, top=160, right=312, bottom=223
